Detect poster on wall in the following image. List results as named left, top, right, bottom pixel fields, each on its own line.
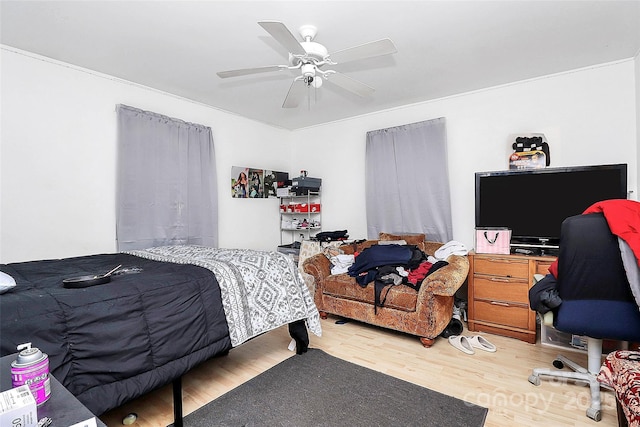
left=231, top=166, right=249, bottom=198
left=247, top=168, right=264, bottom=198
left=264, top=170, right=289, bottom=198
left=231, top=167, right=288, bottom=198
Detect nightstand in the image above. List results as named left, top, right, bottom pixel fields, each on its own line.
left=1, top=354, right=106, bottom=427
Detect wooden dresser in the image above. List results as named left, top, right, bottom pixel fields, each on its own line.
left=467, top=251, right=556, bottom=343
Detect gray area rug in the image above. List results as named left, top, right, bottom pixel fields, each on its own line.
left=171, top=348, right=487, bottom=427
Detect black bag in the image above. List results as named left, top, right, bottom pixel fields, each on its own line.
left=314, top=230, right=349, bottom=242
left=528, top=273, right=562, bottom=313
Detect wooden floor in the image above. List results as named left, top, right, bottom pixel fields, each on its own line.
left=100, top=316, right=620, bottom=427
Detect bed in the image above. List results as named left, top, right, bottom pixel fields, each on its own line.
left=0, top=245, right=322, bottom=416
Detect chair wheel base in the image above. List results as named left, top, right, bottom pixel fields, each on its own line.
left=586, top=407, right=602, bottom=422
left=528, top=374, right=541, bottom=386
left=552, top=359, right=564, bottom=369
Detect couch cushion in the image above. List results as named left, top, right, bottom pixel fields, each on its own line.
left=322, top=273, right=417, bottom=312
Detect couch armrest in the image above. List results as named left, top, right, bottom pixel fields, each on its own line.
left=302, top=253, right=332, bottom=284
left=418, top=254, right=469, bottom=297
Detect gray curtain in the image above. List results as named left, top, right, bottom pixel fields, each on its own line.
left=365, top=117, right=452, bottom=242
left=116, top=104, right=218, bottom=251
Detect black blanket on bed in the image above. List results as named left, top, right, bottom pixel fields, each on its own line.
left=0, top=253, right=232, bottom=415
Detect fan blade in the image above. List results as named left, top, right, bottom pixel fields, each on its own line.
left=282, top=79, right=307, bottom=108
left=330, top=39, right=397, bottom=64
left=217, top=65, right=287, bottom=79
left=258, top=21, right=306, bottom=56
left=325, top=72, right=375, bottom=97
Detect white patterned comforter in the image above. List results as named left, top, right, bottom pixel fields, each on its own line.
left=128, top=245, right=322, bottom=347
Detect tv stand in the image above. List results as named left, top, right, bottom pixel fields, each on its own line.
left=468, top=251, right=556, bottom=343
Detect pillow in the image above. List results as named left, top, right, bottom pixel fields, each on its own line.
left=0, top=271, right=16, bottom=294
left=323, top=246, right=344, bottom=258
left=378, top=232, right=425, bottom=246
left=379, top=232, right=426, bottom=252
left=378, top=239, right=407, bottom=246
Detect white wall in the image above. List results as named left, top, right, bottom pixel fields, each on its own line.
left=1, top=47, right=291, bottom=263
left=1, top=48, right=637, bottom=263
left=292, top=60, right=638, bottom=250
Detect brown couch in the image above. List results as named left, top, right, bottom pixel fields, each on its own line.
left=302, top=234, right=469, bottom=347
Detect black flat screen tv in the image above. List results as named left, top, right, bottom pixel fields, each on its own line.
left=475, top=163, right=628, bottom=250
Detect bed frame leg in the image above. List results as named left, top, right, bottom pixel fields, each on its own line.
left=173, top=376, right=183, bottom=427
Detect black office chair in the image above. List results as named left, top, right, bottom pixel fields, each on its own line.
left=528, top=212, right=640, bottom=421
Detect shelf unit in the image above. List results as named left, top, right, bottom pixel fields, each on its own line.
left=279, top=191, right=321, bottom=245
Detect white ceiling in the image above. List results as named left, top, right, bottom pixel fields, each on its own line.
left=1, top=1, right=639, bottom=130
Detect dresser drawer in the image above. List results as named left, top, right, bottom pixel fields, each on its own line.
left=473, top=276, right=530, bottom=304
left=474, top=300, right=530, bottom=329
left=468, top=252, right=556, bottom=342
left=536, top=261, right=554, bottom=276
left=474, top=257, right=529, bottom=279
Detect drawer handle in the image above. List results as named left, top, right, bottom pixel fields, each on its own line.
left=489, top=277, right=512, bottom=283
left=490, top=301, right=510, bottom=307
left=487, top=258, right=520, bottom=263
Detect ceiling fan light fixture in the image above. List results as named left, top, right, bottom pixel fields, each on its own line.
left=289, top=41, right=328, bottom=67
left=301, top=63, right=316, bottom=78
left=218, top=21, right=397, bottom=108
left=298, top=25, right=318, bottom=42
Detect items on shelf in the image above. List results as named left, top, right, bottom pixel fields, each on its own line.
left=280, top=203, right=321, bottom=213
left=279, top=176, right=322, bottom=245
left=291, top=176, right=322, bottom=195
left=508, top=133, right=551, bottom=169
left=281, top=219, right=321, bottom=230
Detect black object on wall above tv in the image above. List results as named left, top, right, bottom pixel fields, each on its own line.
left=475, top=163, right=628, bottom=251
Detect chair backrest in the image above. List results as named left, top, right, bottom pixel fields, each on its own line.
left=557, top=212, right=633, bottom=302
left=555, top=212, right=640, bottom=341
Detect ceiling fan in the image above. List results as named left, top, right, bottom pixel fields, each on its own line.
left=217, top=21, right=397, bottom=108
